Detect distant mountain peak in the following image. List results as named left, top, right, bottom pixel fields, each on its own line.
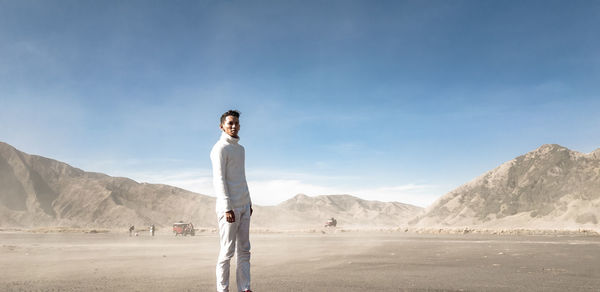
left=413, top=143, right=600, bottom=229
left=268, top=193, right=423, bottom=228
left=537, top=143, right=563, bottom=149
left=292, top=193, right=309, bottom=199
left=0, top=141, right=17, bottom=152
left=532, top=144, right=569, bottom=155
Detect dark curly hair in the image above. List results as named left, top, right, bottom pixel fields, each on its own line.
left=220, top=110, right=241, bottom=125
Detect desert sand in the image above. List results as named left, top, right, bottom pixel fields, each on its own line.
left=2, top=230, right=600, bottom=291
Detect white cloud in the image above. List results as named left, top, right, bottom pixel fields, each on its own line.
left=247, top=179, right=440, bottom=207
left=76, top=164, right=443, bottom=208
left=120, top=169, right=441, bottom=207
left=247, top=179, right=338, bottom=205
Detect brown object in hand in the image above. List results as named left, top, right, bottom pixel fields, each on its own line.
left=225, top=210, right=235, bottom=223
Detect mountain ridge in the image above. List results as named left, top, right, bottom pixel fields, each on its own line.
left=411, top=143, right=600, bottom=229
left=4, top=141, right=598, bottom=231
left=0, top=141, right=422, bottom=229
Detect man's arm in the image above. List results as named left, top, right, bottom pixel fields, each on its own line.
left=249, top=196, right=253, bottom=216
left=210, top=146, right=234, bottom=220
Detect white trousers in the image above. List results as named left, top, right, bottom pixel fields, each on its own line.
left=216, top=203, right=251, bottom=292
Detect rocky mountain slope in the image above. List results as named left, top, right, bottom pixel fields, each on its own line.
left=252, top=194, right=423, bottom=229
left=411, top=144, right=600, bottom=229
left=0, top=142, right=216, bottom=228
left=0, top=142, right=421, bottom=229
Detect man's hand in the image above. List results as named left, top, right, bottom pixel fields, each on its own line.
left=225, top=210, right=235, bottom=223
left=250, top=207, right=253, bottom=216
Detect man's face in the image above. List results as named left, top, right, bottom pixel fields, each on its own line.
left=220, top=115, right=240, bottom=138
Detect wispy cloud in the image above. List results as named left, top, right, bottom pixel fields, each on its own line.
left=96, top=166, right=442, bottom=208
left=249, top=179, right=439, bottom=207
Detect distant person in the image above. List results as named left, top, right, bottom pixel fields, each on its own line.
left=129, top=225, right=135, bottom=236
left=150, top=224, right=155, bottom=236
left=211, top=110, right=253, bottom=292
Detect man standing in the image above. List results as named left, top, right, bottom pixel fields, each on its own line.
left=210, top=110, right=253, bottom=292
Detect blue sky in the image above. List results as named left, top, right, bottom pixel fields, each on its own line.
left=1, top=0, right=599, bottom=207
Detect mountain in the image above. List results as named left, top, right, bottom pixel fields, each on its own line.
left=0, top=142, right=217, bottom=228
left=252, top=194, right=423, bottom=229
left=411, top=144, right=600, bottom=229
left=0, top=142, right=422, bottom=229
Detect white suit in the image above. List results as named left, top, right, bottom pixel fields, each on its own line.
left=211, top=131, right=252, bottom=292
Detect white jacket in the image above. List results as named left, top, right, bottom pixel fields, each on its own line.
left=210, top=131, right=252, bottom=213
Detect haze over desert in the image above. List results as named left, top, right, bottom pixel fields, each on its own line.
left=2, top=141, right=600, bottom=291
left=3, top=1, right=600, bottom=291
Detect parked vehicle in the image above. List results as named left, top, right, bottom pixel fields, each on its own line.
left=324, top=217, right=337, bottom=227
left=173, top=222, right=195, bottom=236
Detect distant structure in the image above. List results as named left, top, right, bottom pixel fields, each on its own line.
left=325, top=217, right=337, bottom=227
left=173, top=222, right=195, bottom=236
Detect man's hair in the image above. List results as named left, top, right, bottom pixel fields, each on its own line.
left=220, top=110, right=241, bottom=125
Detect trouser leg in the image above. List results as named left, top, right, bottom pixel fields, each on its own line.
left=216, top=212, right=238, bottom=292
left=236, top=204, right=251, bottom=292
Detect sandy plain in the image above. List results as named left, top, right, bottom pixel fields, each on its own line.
left=1, top=230, right=600, bottom=292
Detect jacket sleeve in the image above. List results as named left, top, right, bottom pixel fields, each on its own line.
left=210, top=145, right=232, bottom=211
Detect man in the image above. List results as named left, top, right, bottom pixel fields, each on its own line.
left=210, top=110, right=253, bottom=292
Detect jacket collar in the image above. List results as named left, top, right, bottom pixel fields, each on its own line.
left=220, top=131, right=240, bottom=144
